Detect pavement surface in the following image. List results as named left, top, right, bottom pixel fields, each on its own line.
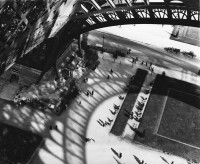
left=0, top=25, right=200, bottom=164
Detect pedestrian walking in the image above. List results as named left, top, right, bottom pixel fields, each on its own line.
left=111, top=148, right=122, bottom=159
left=91, top=138, right=95, bottom=142
left=109, top=109, right=116, bottom=115
left=55, top=125, right=58, bottom=130
left=132, top=57, right=135, bottom=63
left=113, top=104, right=120, bottom=109
left=140, top=96, right=147, bottom=101
left=87, top=90, right=90, bottom=94
left=110, top=69, right=113, bottom=74
left=111, top=148, right=118, bottom=156
left=127, top=123, right=136, bottom=132
left=127, top=49, right=131, bottom=54
left=149, top=62, right=152, bottom=67
left=105, top=121, right=111, bottom=126
left=107, top=75, right=110, bottom=79
left=85, top=137, right=91, bottom=142
left=129, top=114, right=134, bottom=120
left=99, top=119, right=106, bottom=126
left=107, top=117, right=113, bottom=123
left=118, top=95, right=124, bottom=100
left=97, top=120, right=105, bottom=127
left=118, top=152, right=122, bottom=158
left=91, top=90, right=94, bottom=95
left=135, top=57, right=138, bottom=63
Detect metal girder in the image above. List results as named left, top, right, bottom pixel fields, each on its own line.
left=81, top=4, right=89, bottom=12
left=125, top=0, right=132, bottom=6
left=91, top=0, right=102, bottom=10
left=144, top=0, right=150, bottom=6
left=71, top=4, right=200, bottom=34
left=106, top=0, right=116, bottom=8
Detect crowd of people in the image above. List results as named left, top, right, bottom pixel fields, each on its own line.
left=130, top=56, right=154, bottom=75
left=97, top=118, right=113, bottom=127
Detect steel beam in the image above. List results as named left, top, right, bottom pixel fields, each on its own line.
left=125, top=0, right=133, bottom=6
left=81, top=4, right=89, bottom=12
left=71, top=4, right=199, bottom=34
left=106, top=0, right=116, bottom=8
left=91, top=0, right=101, bottom=10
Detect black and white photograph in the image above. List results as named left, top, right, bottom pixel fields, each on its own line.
left=0, top=0, right=199, bottom=164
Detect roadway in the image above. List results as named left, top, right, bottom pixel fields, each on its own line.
left=83, top=29, right=200, bottom=75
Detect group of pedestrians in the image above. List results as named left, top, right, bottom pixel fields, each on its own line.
left=127, top=49, right=131, bottom=55
left=97, top=117, right=113, bottom=127
left=131, top=57, right=138, bottom=64
left=83, top=77, right=88, bottom=83
left=107, top=68, right=114, bottom=79
left=14, top=92, right=32, bottom=106
left=130, top=56, right=155, bottom=75
left=85, top=137, right=95, bottom=142
left=85, top=89, right=94, bottom=97
left=118, top=95, right=124, bottom=100
left=140, top=60, right=154, bottom=75
left=133, top=96, right=148, bottom=122
left=108, top=102, right=121, bottom=115
left=149, top=65, right=154, bottom=75
left=124, top=109, right=134, bottom=119
left=49, top=124, right=58, bottom=131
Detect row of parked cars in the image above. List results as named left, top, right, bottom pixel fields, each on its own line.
left=164, top=47, right=196, bottom=58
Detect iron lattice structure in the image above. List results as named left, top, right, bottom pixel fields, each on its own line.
left=0, top=0, right=199, bottom=78
left=68, top=0, right=200, bottom=33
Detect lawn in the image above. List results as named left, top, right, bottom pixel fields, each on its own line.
left=110, top=68, right=148, bottom=136
left=158, top=89, right=200, bottom=148
left=0, top=122, right=43, bottom=164
left=135, top=74, right=200, bottom=162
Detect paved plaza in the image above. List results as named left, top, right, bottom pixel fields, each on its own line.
left=0, top=1, right=200, bottom=164
left=0, top=25, right=200, bottom=164
left=1, top=51, right=198, bottom=163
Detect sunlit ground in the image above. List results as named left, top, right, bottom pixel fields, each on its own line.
left=27, top=51, right=200, bottom=164
left=100, top=25, right=200, bottom=57
left=1, top=23, right=200, bottom=164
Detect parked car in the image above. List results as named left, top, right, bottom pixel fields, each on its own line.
left=164, top=47, right=180, bottom=54
left=182, top=51, right=196, bottom=58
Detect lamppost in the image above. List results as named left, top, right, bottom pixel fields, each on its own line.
left=102, top=34, right=105, bottom=47
left=102, top=34, right=105, bottom=53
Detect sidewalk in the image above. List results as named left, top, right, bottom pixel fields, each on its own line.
left=98, top=51, right=200, bottom=86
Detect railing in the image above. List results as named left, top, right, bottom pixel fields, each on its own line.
left=72, top=5, right=200, bottom=33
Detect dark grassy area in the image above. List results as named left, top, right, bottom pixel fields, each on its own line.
left=110, top=68, right=148, bottom=136
left=135, top=74, right=200, bottom=162
left=158, top=89, right=200, bottom=148
left=0, top=122, right=43, bottom=164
